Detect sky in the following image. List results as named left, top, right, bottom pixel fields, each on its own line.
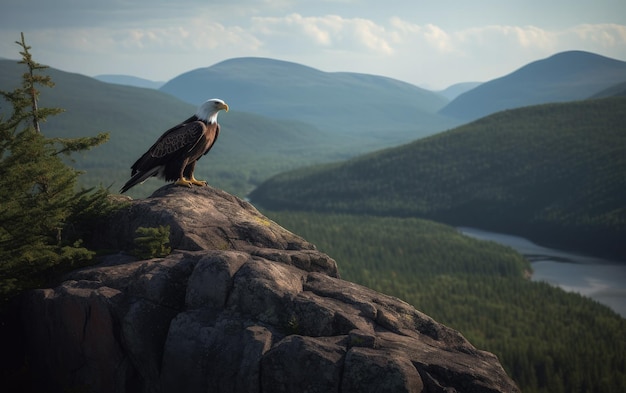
left=1, top=0, right=625, bottom=90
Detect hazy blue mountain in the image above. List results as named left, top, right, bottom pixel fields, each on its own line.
left=95, top=74, right=164, bottom=89
left=590, top=80, right=626, bottom=98
left=437, top=81, right=482, bottom=100
left=439, top=51, right=626, bottom=121
left=160, top=57, right=459, bottom=144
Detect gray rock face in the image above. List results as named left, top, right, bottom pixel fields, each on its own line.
left=20, top=185, right=519, bottom=393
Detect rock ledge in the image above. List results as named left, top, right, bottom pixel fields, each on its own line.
left=20, top=185, right=519, bottom=393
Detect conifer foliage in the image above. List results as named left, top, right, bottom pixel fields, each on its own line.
left=0, top=34, right=110, bottom=301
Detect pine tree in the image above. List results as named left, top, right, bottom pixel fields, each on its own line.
left=0, top=33, right=111, bottom=301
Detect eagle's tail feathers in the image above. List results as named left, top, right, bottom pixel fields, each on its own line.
left=120, top=167, right=160, bottom=194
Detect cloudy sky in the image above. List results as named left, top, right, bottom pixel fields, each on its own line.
left=1, top=0, right=625, bottom=89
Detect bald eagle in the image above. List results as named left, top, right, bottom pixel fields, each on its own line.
left=120, top=99, right=229, bottom=193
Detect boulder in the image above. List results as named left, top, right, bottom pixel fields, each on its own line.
left=18, top=185, right=519, bottom=393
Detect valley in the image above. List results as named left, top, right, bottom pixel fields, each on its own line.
left=250, top=98, right=626, bottom=261
left=2, top=49, right=626, bottom=393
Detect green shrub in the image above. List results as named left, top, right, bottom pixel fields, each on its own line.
left=132, top=225, right=171, bottom=259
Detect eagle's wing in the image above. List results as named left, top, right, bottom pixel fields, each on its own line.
left=121, top=121, right=208, bottom=193
left=150, top=122, right=206, bottom=158
left=128, top=121, right=205, bottom=177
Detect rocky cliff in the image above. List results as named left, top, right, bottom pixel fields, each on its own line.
left=16, top=185, right=519, bottom=393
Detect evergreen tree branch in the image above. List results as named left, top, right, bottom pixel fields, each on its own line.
left=1, top=34, right=114, bottom=304
left=15, top=32, right=56, bottom=133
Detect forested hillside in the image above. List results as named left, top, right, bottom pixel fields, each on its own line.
left=265, top=211, right=626, bottom=393
left=251, top=98, right=626, bottom=259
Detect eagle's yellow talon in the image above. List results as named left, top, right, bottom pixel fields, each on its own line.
left=189, top=176, right=208, bottom=187
left=175, top=178, right=193, bottom=188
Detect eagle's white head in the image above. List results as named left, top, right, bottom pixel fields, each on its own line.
left=196, top=98, right=229, bottom=124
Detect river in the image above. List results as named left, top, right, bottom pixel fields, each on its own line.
left=458, top=227, right=626, bottom=318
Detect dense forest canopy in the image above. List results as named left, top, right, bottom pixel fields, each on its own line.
left=266, top=211, right=626, bottom=393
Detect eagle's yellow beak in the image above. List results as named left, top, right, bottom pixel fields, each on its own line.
left=219, top=103, right=229, bottom=112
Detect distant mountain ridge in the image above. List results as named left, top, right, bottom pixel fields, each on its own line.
left=437, top=82, right=482, bottom=100
left=160, top=57, right=458, bottom=143
left=94, top=74, right=164, bottom=89
left=591, top=80, right=626, bottom=98
left=439, top=51, right=626, bottom=121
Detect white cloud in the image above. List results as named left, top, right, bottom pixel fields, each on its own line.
left=445, top=25, right=552, bottom=62
left=250, top=13, right=394, bottom=54
left=20, top=21, right=262, bottom=55
left=389, top=19, right=453, bottom=53
left=569, top=23, right=626, bottom=47
left=387, top=19, right=626, bottom=55
left=1, top=4, right=624, bottom=89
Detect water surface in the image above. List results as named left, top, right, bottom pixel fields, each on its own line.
left=458, top=227, right=626, bottom=318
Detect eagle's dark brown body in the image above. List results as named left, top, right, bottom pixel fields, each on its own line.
left=120, top=99, right=228, bottom=193
left=132, top=116, right=219, bottom=181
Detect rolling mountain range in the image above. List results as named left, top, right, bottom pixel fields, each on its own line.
left=2, top=51, right=625, bottom=200
left=0, top=57, right=464, bottom=197
left=439, top=51, right=626, bottom=121
left=159, top=57, right=459, bottom=142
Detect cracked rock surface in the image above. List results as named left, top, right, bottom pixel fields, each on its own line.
left=20, top=185, right=519, bottom=393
